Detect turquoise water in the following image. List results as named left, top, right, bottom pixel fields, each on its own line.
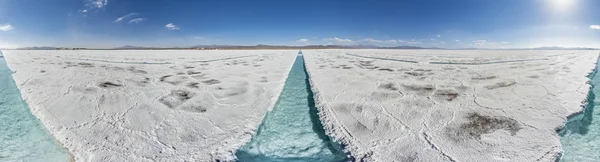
left=559, top=57, right=600, bottom=161
left=235, top=55, right=347, bottom=162
left=0, top=52, right=71, bottom=162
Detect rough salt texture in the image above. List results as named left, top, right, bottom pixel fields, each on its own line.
left=3, top=50, right=296, bottom=161
left=303, top=50, right=599, bottom=162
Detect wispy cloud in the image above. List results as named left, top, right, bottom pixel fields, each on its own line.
left=472, top=40, right=486, bottom=44
left=470, top=40, right=509, bottom=48
left=114, top=13, right=138, bottom=23
left=79, top=9, right=88, bottom=13
left=324, top=37, right=352, bottom=43
left=398, top=39, right=422, bottom=45
left=406, top=41, right=422, bottom=45
left=0, top=24, right=13, bottom=31
left=591, top=25, right=600, bottom=30
left=437, top=35, right=441, bottom=37
left=296, top=38, right=309, bottom=43
left=363, top=38, right=398, bottom=44
left=128, top=18, right=146, bottom=24
left=165, top=23, right=180, bottom=30
left=86, top=0, right=108, bottom=9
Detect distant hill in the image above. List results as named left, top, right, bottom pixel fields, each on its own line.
left=183, top=44, right=440, bottom=50
left=379, top=45, right=439, bottom=49
left=114, top=45, right=152, bottom=49
left=531, top=46, right=598, bottom=50
left=15, top=45, right=596, bottom=50
left=16, top=46, right=57, bottom=50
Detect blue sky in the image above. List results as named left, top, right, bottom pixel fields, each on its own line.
left=0, top=0, right=599, bottom=48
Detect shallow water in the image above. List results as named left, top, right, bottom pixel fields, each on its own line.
left=0, top=52, right=71, bottom=162
left=235, top=55, right=347, bottom=162
left=559, top=57, right=600, bottom=161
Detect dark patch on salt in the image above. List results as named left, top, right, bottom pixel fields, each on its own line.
left=128, top=67, right=147, bottom=74
left=378, top=83, right=399, bottom=91
left=434, top=90, right=459, bottom=101
left=446, top=113, right=521, bottom=141
left=378, top=68, right=394, bottom=72
left=405, top=71, right=424, bottom=76
left=187, top=71, right=202, bottom=75
left=202, top=79, right=220, bottom=85
left=180, top=105, right=208, bottom=113
left=159, top=75, right=172, bottom=82
left=485, top=81, right=517, bottom=90
left=471, top=76, right=497, bottom=80
left=187, top=82, right=200, bottom=88
left=99, top=82, right=122, bottom=88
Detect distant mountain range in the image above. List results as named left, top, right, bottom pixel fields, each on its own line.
left=110, top=45, right=599, bottom=50
left=530, top=46, right=598, bottom=50
left=15, top=46, right=57, bottom=50
left=10, top=45, right=599, bottom=50
left=114, top=45, right=149, bottom=49
left=113, top=44, right=441, bottom=50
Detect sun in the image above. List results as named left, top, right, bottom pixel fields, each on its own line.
left=549, top=0, right=577, bottom=12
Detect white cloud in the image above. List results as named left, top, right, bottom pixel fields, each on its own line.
left=591, top=25, right=600, bottom=30
left=0, top=24, right=13, bottom=31
left=406, top=41, right=422, bottom=45
left=128, top=18, right=146, bottom=24
left=87, top=0, right=108, bottom=9
left=437, top=35, right=441, bottom=37
left=455, top=40, right=460, bottom=42
left=324, top=37, right=352, bottom=43
left=363, top=38, right=398, bottom=44
left=80, top=9, right=88, bottom=13
left=398, top=39, right=421, bottom=45
left=165, top=23, right=180, bottom=30
left=114, top=13, right=138, bottom=23
left=296, top=39, right=309, bottom=43
left=470, top=40, right=510, bottom=48
left=472, top=40, right=486, bottom=44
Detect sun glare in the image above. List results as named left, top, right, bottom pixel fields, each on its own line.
left=549, top=0, right=577, bottom=12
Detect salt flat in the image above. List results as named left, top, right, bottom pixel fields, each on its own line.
left=303, top=50, right=599, bottom=161
left=2, top=50, right=296, bottom=161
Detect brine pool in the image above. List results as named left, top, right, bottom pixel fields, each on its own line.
left=559, top=57, right=600, bottom=161
left=235, top=55, right=348, bottom=161
left=0, top=52, right=71, bottom=162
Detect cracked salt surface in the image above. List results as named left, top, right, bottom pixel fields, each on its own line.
left=4, top=49, right=599, bottom=161
left=304, top=49, right=599, bottom=161
left=235, top=55, right=347, bottom=161
left=559, top=56, right=600, bottom=161
left=0, top=51, right=70, bottom=162
left=2, top=50, right=297, bottom=161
